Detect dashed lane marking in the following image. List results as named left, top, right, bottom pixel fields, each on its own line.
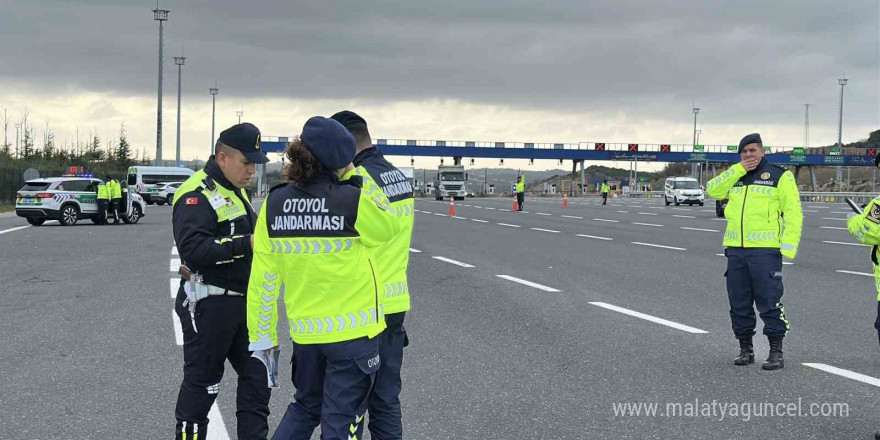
left=672, top=215, right=696, bottom=219
left=835, top=270, right=873, bottom=277
left=170, top=258, right=181, bottom=271
left=0, top=225, right=31, bottom=235
left=561, top=215, right=583, bottom=219
left=589, top=302, right=708, bottom=334
left=820, top=226, right=848, bottom=230
left=636, top=212, right=658, bottom=216
left=631, top=242, right=685, bottom=251
left=496, top=275, right=560, bottom=292
left=172, top=310, right=183, bottom=345
left=531, top=227, right=560, bottom=233
left=632, top=222, right=663, bottom=227
left=680, top=227, right=719, bottom=232
left=576, top=234, right=613, bottom=241
left=822, top=240, right=868, bottom=247
left=451, top=216, right=467, bottom=220
left=821, top=218, right=846, bottom=221
left=169, top=278, right=179, bottom=299
left=171, top=246, right=178, bottom=255
left=497, top=223, right=521, bottom=228
left=432, top=256, right=475, bottom=268
left=471, top=219, right=489, bottom=223
left=593, top=218, right=619, bottom=223
left=802, top=363, right=880, bottom=388
left=535, top=212, right=552, bottom=216
left=615, top=210, right=629, bottom=214
left=409, top=248, right=422, bottom=253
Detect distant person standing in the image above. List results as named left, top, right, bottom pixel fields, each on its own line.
left=96, top=179, right=110, bottom=225
left=847, top=155, right=880, bottom=354
left=515, top=174, right=525, bottom=211
left=600, top=180, right=610, bottom=205
left=108, top=176, right=123, bottom=224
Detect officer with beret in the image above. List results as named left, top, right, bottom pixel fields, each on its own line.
left=332, top=110, right=414, bottom=440
left=847, top=154, right=880, bottom=349
left=247, top=116, right=401, bottom=440
left=707, top=133, right=803, bottom=370
left=172, top=123, right=271, bottom=440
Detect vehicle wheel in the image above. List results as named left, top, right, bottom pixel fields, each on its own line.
left=90, top=216, right=101, bottom=225
left=699, top=202, right=704, bottom=206
left=125, top=205, right=142, bottom=224
left=59, top=204, right=79, bottom=226
left=26, top=217, right=45, bottom=226
left=435, top=195, right=442, bottom=201
left=715, top=201, right=726, bottom=217
left=674, top=199, right=680, bottom=206
left=146, top=200, right=154, bottom=205
left=664, top=195, right=671, bottom=206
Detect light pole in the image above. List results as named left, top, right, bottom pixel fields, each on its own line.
left=236, top=109, right=244, bottom=124
left=803, top=104, right=811, bottom=150
left=209, top=87, right=218, bottom=160
left=14, top=123, right=20, bottom=159
left=837, top=77, right=847, bottom=189
left=692, top=107, right=700, bottom=178
left=153, top=5, right=169, bottom=166
left=174, top=55, right=186, bottom=166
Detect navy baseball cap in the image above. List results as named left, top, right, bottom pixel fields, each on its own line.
left=738, top=133, right=763, bottom=153
left=218, top=123, right=269, bottom=164
left=330, top=110, right=368, bottom=131
left=300, top=117, right=356, bottom=169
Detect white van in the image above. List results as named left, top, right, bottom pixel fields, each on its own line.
left=664, top=177, right=705, bottom=206
left=127, top=166, right=194, bottom=205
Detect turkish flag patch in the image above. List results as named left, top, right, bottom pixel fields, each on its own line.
left=186, top=197, right=199, bottom=205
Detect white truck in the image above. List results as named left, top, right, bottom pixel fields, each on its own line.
left=433, top=165, right=468, bottom=201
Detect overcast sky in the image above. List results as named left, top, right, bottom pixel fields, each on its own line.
left=0, top=0, right=877, bottom=170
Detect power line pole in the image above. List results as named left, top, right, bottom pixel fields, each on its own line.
left=803, top=104, right=811, bottom=149
left=209, top=86, right=218, bottom=160
left=236, top=109, right=244, bottom=124
left=837, top=77, right=848, bottom=189
left=174, top=55, right=186, bottom=166
left=153, top=4, right=169, bottom=166
left=692, top=106, right=700, bottom=178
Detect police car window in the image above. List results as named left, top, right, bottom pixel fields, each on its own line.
left=142, top=174, right=190, bottom=184
left=63, top=180, right=91, bottom=191
left=85, top=181, right=97, bottom=192
left=20, top=182, right=51, bottom=191
left=127, top=174, right=136, bottom=185
left=674, top=181, right=700, bottom=189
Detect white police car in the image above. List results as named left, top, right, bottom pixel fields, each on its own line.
left=152, top=182, right=182, bottom=205
left=15, top=177, right=146, bottom=226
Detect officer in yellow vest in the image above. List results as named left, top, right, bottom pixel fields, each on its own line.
left=332, top=110, right=414, bottom=440
left=96, top=179, right=110, bottom=225
left=847, top=154, right=880, bottom=346
left=172, top=123, right=271, bottom=440
left=109, top=175, right=123, bottom=224
left=247, top=117, right=401, bottom=440
left=706, top=133, right=803, bottom=370
left=601, top=180, right=610, bottom=205
left=515, top=174, right=525, bottom=211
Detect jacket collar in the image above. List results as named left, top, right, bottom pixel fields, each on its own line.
left=353, top=147, right=381, bottom=166
left=204, top=157, right=237, bottom=191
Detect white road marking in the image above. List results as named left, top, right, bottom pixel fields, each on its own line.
left=589, top=302, right=708, bottom=334
left=615, top=210, right=629, bottom=213
left=802, top=363, right=880, bottom=388
left=171, top=246, right=178, bottom=255
left=802, top=209, right=818, bottom=213
left=169, top=278, right=179, bottom=299
left=531, top=227, right=560, bottom=233
left=820, top=226, right=848, bottom=230
left=821, top=217, right=846, bottom=221
left=711, top=218, right=727, bottom=221
left=716, top=253, right=725, bottom=257
left=645, top=206, right=665, bottom=209
left=496, top=275, right=560, bottom=292
left=473, top=206, right=483, bottom=209
left=0, top=225, right=31, bottom=235
left=632, top=222, right=664, bottom=227
left=485, top=207, right=496, bottom=210
left=172, top=310, right=184, bottom=345
left=535, top=212, right=552, bottom=216
left=700, top=209, right=715, bottom=213
left=672, top=214, right=696, bottom=219
left=561, top=215, right=583, bottom=219
left=409, top=248, right=422, bottom=253
left=451, top=216, right=467, bottom=220
left=672, top=208, right=691, bottom=211
left=631, top=241, right=685, bottom=250
left=680, top=227, right=719, bottom=232
left=576, top=234, right=613, bottom=241
left=497, top=223, right=522, bottom=228
left=593, top=218, right=619, bottom=223
left=170, top=258, right=181, bottom=271
left=207, top=402, right=231, bottom=440
left=835, top=270, right=873, bottom=277
left=636, top=212, right=659, bottom=216
left=471, top=219, right=489, bottom=223
left=434, top=213, right=448, bottom=217
left=432, top=256, right=475, bottom=268
left=831, top=211, right=852, bottom=214
left=822, top=240, right=868, bottom=247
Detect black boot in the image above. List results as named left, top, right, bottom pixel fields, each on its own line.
left=875, top=431, right=880, bottom=440
left=733, top=337, right=754, bottom=366
left=762, top=336, right=784, bottom=370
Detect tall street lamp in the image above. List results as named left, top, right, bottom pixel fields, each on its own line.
left=153, top=5, right=169, bottom=166
left=209, top=86, right=218, bottom=160
left=174, top=55, right=186, bottom=166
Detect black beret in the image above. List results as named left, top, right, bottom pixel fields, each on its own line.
left=330, top=110, right=367, bottom=131
left=738, top=133, right=763, bottom=153
left=218, top=123, right=269, bottom=164
left=300, top=117, right=356, bottom=169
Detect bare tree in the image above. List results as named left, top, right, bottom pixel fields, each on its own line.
left=42, top=117, right=55, bottom=159
left=0, top=107, right=10, bottom=158
left=19, top=109, right=34, bottom=160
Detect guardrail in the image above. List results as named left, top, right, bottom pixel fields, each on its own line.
left=628, top=191, right=664, bottom=198
left=799, top=192, right=876, bottom=204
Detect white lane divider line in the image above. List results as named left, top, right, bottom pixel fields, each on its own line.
left=496, top=275, right=560, bottom=292
left=576, top=234, right=613, bottom=241
left=451, top=216, right=468, bottom=220
left=473, top=206, right=483, bottom=209
left=615, top=210, right=629, bottom=213
left=432, top=256, right=475, bottom=268
left=631, top=242, right=685, bottom=251
left=700, top=209, right=715, bottom=213
left=0, top=225, right=31, bottom=235
left=820, top=226, right=848, bottom=230
left=672, top=215, right=696, bottom=219
left=808, top=205, right=832, bottom=209
left=409, top=248, right=422, bottom=253
left=802, top=363, right=880, bottom=388
left=171, top=246, right=179, bottom=255
left=821, top=217, right=847, bottom=221
left=636, top=212, right=658, bottom=216
left=672, top=208, right=691, bottom=211
left=632, top=222, right=664, bottom=227
left=680, top=227, right=719, bottom=232
left=531, top=227, right=560, bottom=233
left=471, top=219, right=489, bottom=223
left=822, top=240, right=868, bottom=247
left=589, top=302, right=708, bottom=334
left=645, top=206, right=665, bottom=209
left=535, top=212, right=552, bottom=216
left=170, top=258, right=181, bottom=272
left=172, top=310, right=184, bottom=345
left=485, top=207, right=496, bottom=210
left=711, top=218, right=727, bottom=221
left=593, top=218, right=619, bottom=223
left=830, top=211, right=852, bottom=214
left=561, top=215, right=583, bottom=219
left=803, top=209, right=818, bottom=213
left=207, top=402, right=231, bottom=440
left=716, top=253, right=725, bottom=257
left=497, top=223, right=522, bottom=228
left=170, top=278, right=179, bottom=299
left=434, top=213, right=448, bottom=217
left=835, top=270, right=873, bottom=277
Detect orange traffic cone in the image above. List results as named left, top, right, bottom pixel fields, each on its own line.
left=562, top=195, right=568, bottom=209
left=449, top=199, right=456, bottom=217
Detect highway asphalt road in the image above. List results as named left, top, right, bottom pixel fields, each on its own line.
left=1, top=195, right=879, bottom=439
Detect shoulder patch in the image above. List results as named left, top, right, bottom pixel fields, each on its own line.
left=185, top=197, right=199, bottom=205
left=867, top=204, right=880, bottom=224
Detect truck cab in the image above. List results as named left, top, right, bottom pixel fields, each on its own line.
left=433, top=165, right=467, bottom=201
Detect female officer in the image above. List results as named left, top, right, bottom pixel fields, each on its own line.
left=246, top=116, right=400, bottom=440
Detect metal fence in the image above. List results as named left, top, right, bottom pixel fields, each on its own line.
left=0, top=167, right=64, bottom=204
left=626, top=190, right=876, bottom=204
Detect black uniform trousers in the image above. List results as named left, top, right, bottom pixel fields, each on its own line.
left=110, top=197, right=122, bottom=222
left=96, top=199, right=109, bottom=224
left=368, top=312, right=408, bottom=440
left=174, top=285, right=271, bottom=440
left=601, top=192, right=608, bottom=205
left=272, top=337, right=380, bottom=440
left=516, top=192, right=524, bottom=211
left=725, top=247, right=789, bottom=339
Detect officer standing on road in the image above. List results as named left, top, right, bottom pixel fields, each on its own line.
left=601, top=180, right=610, bottom=205
left=846, top=154, right=880, bottom=350
left=172, top=123, right=271, bottom=440
left=109, top=175, right=123, bottom=224
left=706, top=133, right=803, bottom=370
left=332, top=110, right=414, bottom=440
left=247, top=117, right=401, bottom=440
left=515, top=173, right=525, bottom=211
left=96, top=179, right=110, bottom=225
